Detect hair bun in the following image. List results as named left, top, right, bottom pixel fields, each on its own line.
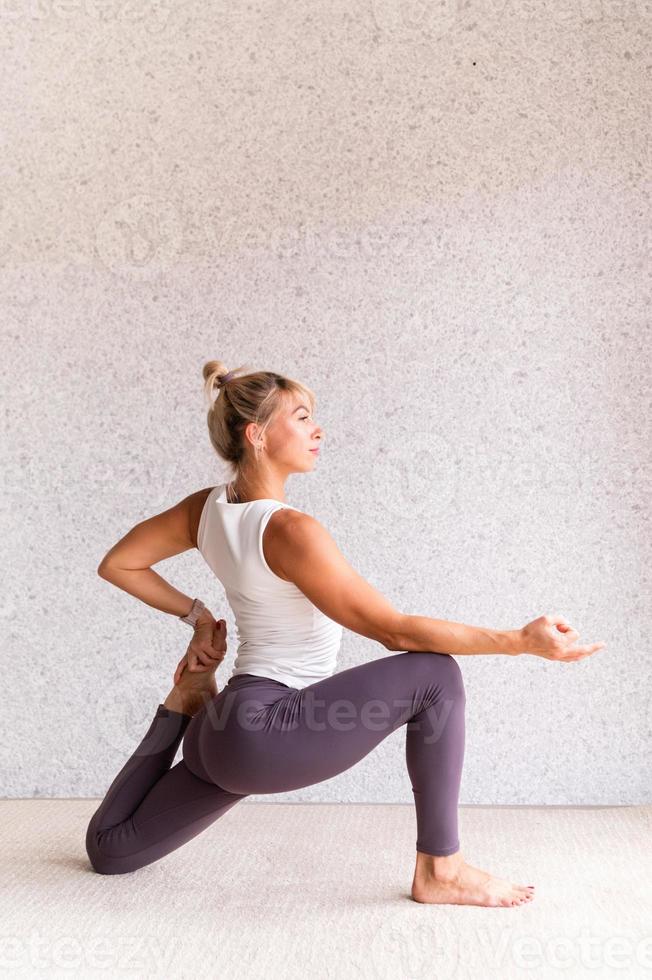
left=217, top=370, right=236, bottom=388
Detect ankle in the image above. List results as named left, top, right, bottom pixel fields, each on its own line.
left=416, top=849, right=464, bottom=883
left=163, top=687, right=208, bottom=718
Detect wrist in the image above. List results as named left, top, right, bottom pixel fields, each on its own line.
left=195, top=608, right=216, bottom=629
left=504, top=629, right=524, bottom=656
left=179, top=597, right=214, bottom=630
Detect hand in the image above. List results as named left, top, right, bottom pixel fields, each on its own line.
left=519, top=614, right=606, bottom=662
left=173, top=619, right=227, bottom=685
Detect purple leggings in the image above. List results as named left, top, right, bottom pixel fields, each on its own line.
left=85, top=650, right=466, bottom=875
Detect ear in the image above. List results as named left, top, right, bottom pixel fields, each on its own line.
left=243, top=420, right=261, bottom=448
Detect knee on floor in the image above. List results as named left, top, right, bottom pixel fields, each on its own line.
left=86, top=843, right=138, bottom=876
left=87, top=854, right=115, bottom=875
left=86, top=842, right=113, bottom=875
left=85, top=836, right=112, bottom=875
left=85, top=825, right=132, bottom=876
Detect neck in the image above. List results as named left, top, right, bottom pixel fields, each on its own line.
left=229, top=474, right=287, bottom=504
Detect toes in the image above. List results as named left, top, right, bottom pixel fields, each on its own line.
left=510, top=889, right=531, bottom=905
left=504, top=893, right=523, bottom=907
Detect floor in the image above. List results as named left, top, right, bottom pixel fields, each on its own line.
left=2, top=802, right=650, bottom=979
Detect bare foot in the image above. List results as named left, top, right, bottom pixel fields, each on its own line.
left=411, top=851, right=536, bottom=908
left=164, top=668, right=217, bottom=718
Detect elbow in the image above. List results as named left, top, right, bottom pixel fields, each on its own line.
left=97, top=561, right=114, bottom=580
left=380, top=613, right=408, bottom=652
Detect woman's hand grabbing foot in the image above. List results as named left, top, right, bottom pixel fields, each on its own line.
left=165, top=621, right=227, bottom=717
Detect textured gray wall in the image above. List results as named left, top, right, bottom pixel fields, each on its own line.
left=2, top=1, right=649, bottom=802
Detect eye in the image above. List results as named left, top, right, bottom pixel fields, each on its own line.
left=301, top=415, right=311, bottom=422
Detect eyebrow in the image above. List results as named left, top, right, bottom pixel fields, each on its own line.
left=292, top=404, right=310, bottom=414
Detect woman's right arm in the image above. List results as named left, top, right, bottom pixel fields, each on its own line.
left=265, top=511, right=606, bottom=662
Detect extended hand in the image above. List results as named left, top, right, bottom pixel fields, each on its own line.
left=520, top=614, right=606, bottom=662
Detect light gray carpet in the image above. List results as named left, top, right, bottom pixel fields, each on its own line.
left=2, top=802, right=650, bottom=979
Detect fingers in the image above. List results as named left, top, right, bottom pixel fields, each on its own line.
left=543, top=615, right=606, bottom=657
left=188, top=646, right=226, bottom=671
left=560, top=628, right=580, bottom=645
left=550, top=616, right=577, bottom=639
left=558, top=641, right=606, bottom=661
left=573, top=642, right=606, bottom=656
left=549, top=613, right=571, bottom=629
left=203, top=645, right=226, bottom=663
left=185, top=619, right=228, bottom=673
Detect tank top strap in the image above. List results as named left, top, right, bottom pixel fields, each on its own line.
left=256, top=499, right=302, bottom=582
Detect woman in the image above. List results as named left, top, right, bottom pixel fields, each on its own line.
left=85, top=361, right=605, bottom=906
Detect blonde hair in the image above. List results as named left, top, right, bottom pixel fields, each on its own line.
left=202, top=360, right=316, bottom=482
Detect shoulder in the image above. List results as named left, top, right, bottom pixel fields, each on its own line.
left=185, top=486, right=218, bottom=515
left=267, top=506, right=319, bottom=535
left=264, top=507, right=334, bottom=556
left=196, top=486, right=218, bottom=505
left=186, top=486, right=220, bottom=548
left=262, top=508, right=330, bottom=583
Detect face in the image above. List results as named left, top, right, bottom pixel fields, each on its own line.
left=250, top=393, right=323, bottom=474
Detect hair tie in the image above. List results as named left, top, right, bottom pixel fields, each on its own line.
left=217, top=371, right=235, bottom=388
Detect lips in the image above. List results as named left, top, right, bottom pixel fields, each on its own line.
left=309, top=448, right=320, bottom=454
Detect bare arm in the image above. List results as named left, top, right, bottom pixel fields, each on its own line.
left=268, top=511, right=516, bottom=655
left=390, top=615, right=520, bottom=656
left=96, top=489, right=215, bottom=627
left=268, top=512, right=606, bottom=661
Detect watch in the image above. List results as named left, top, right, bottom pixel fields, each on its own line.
left=179, top=597, right=206, bottom=628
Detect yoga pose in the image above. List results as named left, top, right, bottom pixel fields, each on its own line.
left=86, top=362, right=605, bottom=906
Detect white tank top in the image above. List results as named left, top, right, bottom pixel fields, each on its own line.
left=197, top=482, right=343, bottom=689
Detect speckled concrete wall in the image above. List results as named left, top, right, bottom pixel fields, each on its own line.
left=2, top=1, right=649, bottom=802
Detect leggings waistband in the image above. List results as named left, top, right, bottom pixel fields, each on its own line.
left=226, top=673, right=295, bottom=691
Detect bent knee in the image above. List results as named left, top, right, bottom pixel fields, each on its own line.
left=86, top=841, right=113, bottom=875
left=87, top=855, right=114, bottom=875
left=86, top=844, right=136, bottom=876
left=86, top=836, right=112, bottom=875
left=85, top=827, right=130, bottom=876
left=404, top=650, right=466, bottom=699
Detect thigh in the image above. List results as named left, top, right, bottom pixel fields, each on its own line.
left=184, top=652, right=463, bottom=796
